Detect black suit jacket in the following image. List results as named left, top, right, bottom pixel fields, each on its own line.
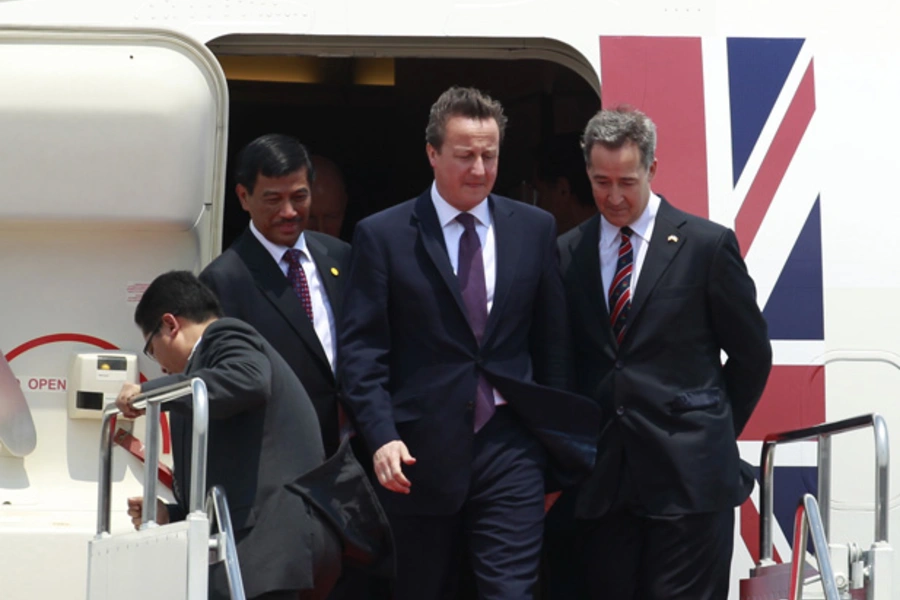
left=147, top=318, right=393, bottom=596
left=200, top=228, right=350, bottom=456
left=558, top=198, right=772, bottom=518
left=145, top=318, right=328, bottom=597
left=339, top=190, right=601, bottom=516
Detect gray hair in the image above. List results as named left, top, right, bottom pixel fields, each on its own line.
left=581, top=106, right=657, bottom=170
left=425, top=86, right=508, bottom=149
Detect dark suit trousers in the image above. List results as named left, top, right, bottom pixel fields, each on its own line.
left=389, top=407, right=546, bottom=600
left=541, top=489, right=589, bottom=600
left=578, top=507, right=734, bottom=600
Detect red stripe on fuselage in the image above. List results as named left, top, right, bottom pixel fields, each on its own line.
left=734, top=61, right=816, bottom=255
left=599, top=37, right=709, bottom=219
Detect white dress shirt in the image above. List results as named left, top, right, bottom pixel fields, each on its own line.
left=249, top=222, right=337, bottom=372
left=430, top=182, right=505, bottom=405
left=431, top=182, right=497, bottom=312
left=188, top=336, right=202, bottom=362
left=600, top=192, right=661, bottom=309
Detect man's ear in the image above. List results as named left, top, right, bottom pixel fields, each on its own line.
left=236, top=183, right=251, bottom=211
left=426, top=143, right=439, bottom=168
left=160, top=313, right=181, bottom=338
left=647, top=158, right=658, bottom=182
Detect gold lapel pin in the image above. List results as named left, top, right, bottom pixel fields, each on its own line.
left=330, top=267, right=340, bottom=276
left=667, top=235, right=679, bottom=243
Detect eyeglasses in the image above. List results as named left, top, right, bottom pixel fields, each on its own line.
left=142, top=321, right=163, bottom=361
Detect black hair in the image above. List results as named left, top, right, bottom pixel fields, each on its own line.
left=234, top=133, right=316, bottom=193
left=134, top=271, right=223, bottom=335
left=536, top=133, right=594, bottom=208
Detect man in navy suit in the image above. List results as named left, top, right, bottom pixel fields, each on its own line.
left=339, top=86, right=598, bottom=600
left=559, top=107, right=772, bottom=599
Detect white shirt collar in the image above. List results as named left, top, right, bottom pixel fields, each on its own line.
left=600, top=192, right=661, bottom=247
left=187, top=335, right=203, bottom=363
left=431, top=181, right=492, bottom=228
left=249, top=220, right=309, bottom=264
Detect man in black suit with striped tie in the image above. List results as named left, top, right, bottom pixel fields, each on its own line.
left=559, top=107, right=772, bottom=599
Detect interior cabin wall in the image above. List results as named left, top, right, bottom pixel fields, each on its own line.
left=219, top=56, right=600, bottom=248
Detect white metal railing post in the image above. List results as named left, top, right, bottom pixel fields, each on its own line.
left=757, top=414, right=890, bottom=567
left=95, top=378, right=209, bottom=535
left=206, top=486, right=247, bottom=600
left=789, top=494, right=840, bottom=600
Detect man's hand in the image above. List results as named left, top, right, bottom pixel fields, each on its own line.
left=373, top=440, right=416, bottom=494
left=115, top=382, right=144, bottom=419
left=126, top=496, right=170, bottom=530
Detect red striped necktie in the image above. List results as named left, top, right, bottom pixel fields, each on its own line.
left=608, top=226, right=634, bottom=345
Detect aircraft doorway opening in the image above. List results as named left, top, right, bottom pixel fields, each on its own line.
left=209, top=48, right=600, bottom=249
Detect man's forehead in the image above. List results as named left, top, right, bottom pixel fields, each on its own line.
left=446, top=115, right=498, bottom=133
left=591, top=147, right=647, bottom=168
left=256, top=167, right=309, bottom=186
left=590, top=164, right=646, bottom=177
left=447, top=140, right=498, bottom=150
left=257, top=180, right=310, bottom=196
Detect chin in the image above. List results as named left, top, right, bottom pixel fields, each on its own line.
left=604, top=214, right=630, bottom=227
left=276, top=233, right=302, bottom=246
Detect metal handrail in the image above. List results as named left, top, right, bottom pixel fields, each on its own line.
left=206, top=486, right=247, bottom=600
left=759, top=413, right=890, bottom=565
left=96, top=378, right=209, bottom=535
left=790, top=494, right=840, bottom=600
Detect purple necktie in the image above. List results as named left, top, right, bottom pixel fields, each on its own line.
left=456, top=213, right=495, bottom=432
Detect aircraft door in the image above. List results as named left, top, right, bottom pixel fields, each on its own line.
left=0, top=26, right=228, bottom=600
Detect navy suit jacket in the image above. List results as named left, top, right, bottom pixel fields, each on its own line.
left=558, top=198, right=772, bottom=518
left=200, top=228, right=350, bottom=456
left=339, top=190, right=600, bottom=516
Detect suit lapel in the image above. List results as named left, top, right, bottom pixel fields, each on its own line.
left=567, top=215, right=614, bottom=338
left=234, top=230, right=332, bottom=373
left=411, top=191, right=472, bottom=329
left=306, top=234, right=344, bottom=322
left=573, top=215, right=608, bottom=318
left=482, top=195, right=519, bottom=345
left=626, top=198, right=688, bottom=331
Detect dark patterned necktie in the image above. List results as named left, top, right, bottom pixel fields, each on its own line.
left=608, top=226, right=634, bottom=345
left=456, top=213, right=495, bottom=432
left=284, top=249, right=314, bottom=321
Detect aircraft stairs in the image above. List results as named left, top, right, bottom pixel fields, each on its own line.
left=86, top=378, right=246, bottom=600
left=740, top=414, right=892, bottom=600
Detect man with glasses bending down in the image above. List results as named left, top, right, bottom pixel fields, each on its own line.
left=115, top=271, right=387, bottom=600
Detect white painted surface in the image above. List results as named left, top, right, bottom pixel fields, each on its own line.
left=0, top=25, right=225, bottom=600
